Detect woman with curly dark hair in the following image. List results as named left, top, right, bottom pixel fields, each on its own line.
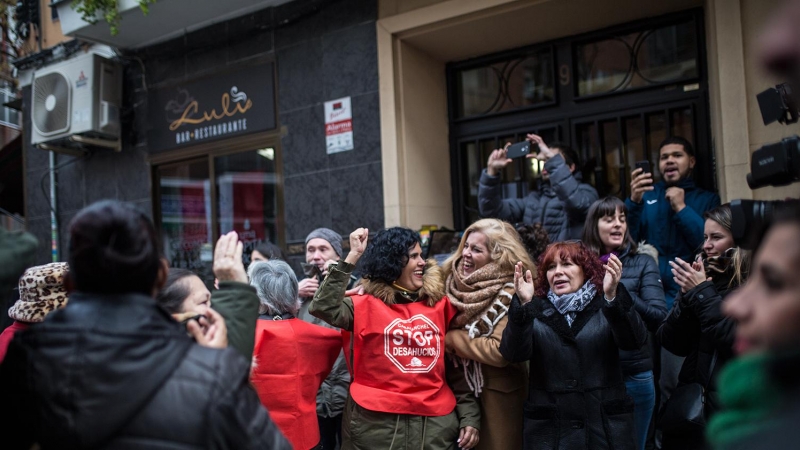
left=310, top=227, right=481, bottom=450
left=500, top=241, right=647, bottom=449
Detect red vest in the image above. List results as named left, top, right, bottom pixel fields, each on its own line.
left=349, top=295, right=457, bottom=416
left=0, top=321, right=29, bottom=364
left=250, top=318, right=342, bottom=450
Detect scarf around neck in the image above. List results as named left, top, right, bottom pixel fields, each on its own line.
left=447, top=259, right=513, bottom=336
left=547, top=280, right=597, bottom=327
left=706, top=352, right=784, bottom=449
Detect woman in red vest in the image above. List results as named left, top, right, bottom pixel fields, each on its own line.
left=248, top=259, right=343, bottom=450
left=310, top=227, right=481, bottom=450
left=443, top=219, right=535, bottom=450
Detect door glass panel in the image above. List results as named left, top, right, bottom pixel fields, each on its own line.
left=157, top=159, right=213, bottom=280
left=575, top=122, right=601, bottom=190
left=602, top=120, right=623, bottom=197
left=647, top=112, right=667, bottom=182
left=623, top=116, right=645, bottom=169
left=671, top=107, right=694, bottom=143
left=576, top=19, right=698, bottom=96
left=456, top=48, right=555, bottom=118
left=215, top=148, right=280, bottom=266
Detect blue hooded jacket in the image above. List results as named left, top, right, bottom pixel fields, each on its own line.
left=625, top=178, right=720, bottom=308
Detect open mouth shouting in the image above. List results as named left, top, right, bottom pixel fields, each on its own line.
left=663, top=165, right=680, bottom=179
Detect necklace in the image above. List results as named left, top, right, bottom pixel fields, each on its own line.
left=392, top=282, right=420, bottom=301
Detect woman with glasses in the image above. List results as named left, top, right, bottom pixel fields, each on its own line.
left=500, top=240, right=647, bottom=449
left=582, top=196, right=668, bottom=450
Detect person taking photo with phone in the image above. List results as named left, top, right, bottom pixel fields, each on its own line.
left=479, top=134, right=598, bottom=242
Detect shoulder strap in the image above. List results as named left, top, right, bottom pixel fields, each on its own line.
left=705, top=351, right=718, bottom=390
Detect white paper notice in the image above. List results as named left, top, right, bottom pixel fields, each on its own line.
left=324, top=97, right=354, bottom=154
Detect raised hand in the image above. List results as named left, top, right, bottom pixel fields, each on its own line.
left=486, top=143, right=512, bottom=177
left=527, top=133, right=554, bottom=161
left=670, top=257, right=709, bottom=293
left=513, top=261, right=535, bottom=304
left=187, top=307, right=228, bottom=349
left=665, top=187, right=687, bottom=213
left=603, top=254, right=623, bottom=300
left=298, top=277, right=320, bottom=298
left=213, top=231, right=247, bottom=283
left=629, top=168, right=654, bottom=204
left=344, top=228, right=369, bottom=265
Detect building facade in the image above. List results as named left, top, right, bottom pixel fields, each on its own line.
left=13, top=0, right=800, bottom=278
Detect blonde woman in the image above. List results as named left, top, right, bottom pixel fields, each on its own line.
left=443, top=219, right=535, bottom=450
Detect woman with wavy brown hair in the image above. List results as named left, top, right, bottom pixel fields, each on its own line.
left=443, top=218, right=535, bottom=450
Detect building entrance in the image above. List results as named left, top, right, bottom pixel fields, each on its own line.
left=447, top=9, right=710, bottom=229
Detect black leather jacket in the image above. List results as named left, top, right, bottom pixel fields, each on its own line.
left=0, top=291, right=290, bottom=450
left=657, top=274, right=737, bottom=418
left=500, top=284, right=647, bottom=449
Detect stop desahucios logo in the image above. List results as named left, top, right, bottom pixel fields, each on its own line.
left=383, top=314, right=441, bottom=373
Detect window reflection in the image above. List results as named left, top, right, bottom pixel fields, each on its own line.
left=157, top=160, right=213, bottom=280
left=215, top=149, right=280, bottom=266
left=457, top=48, right=555, bottom=118
left=576, top=20, right=698, bottom=96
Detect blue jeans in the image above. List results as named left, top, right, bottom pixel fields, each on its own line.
left=625, top=370, right=656, bottom=450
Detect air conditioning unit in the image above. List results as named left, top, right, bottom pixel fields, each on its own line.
left=31, top=52, right=122, bottom=148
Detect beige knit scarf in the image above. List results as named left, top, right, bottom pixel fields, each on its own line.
left=447, top=260, right=514, bottom=337
left=447, top=259, right=514, bottom=397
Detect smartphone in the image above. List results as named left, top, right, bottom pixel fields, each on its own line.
left=634, top=160, right=651, bottom=175
left=506, top=141, right=533, bottom=159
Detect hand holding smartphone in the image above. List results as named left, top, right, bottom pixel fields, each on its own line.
left=634, top=160, right=651, bottom=175
left=506, top=141, right=541, bottom=159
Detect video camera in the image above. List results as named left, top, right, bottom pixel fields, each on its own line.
left=731, top=82, right=800, bottom=249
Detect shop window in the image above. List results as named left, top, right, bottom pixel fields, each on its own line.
left=215, top=149, right=279, bottom=265
left=155, top=146, right=282, bottom=286
left=575, top=19, right=699, bottom=97
left=156, top=159, right=212, bottom=278
left=455, top=47, right=555, bottom=119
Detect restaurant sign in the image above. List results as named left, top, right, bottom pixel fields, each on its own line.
left=148, top=62, right=276, bottom=152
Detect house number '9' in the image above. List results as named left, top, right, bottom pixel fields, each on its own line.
left=559, top=64, right=570, bottom=86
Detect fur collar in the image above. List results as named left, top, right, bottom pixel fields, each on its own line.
left=360, top=259, right=446, bottom=307
left=636, top=242, right=659, bottom=267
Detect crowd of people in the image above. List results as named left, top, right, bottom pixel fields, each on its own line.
left=0, top=130, right=798, bottom=450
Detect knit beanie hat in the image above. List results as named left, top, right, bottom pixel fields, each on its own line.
left=8, top=262, right=69, bottom=323
left=305, top=228, right=343, bottom=257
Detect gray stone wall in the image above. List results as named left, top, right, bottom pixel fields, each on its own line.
left=22, top=0, right=383, bottom=266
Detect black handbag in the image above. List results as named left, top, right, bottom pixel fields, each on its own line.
left=658, top=351, right=718, bottom=434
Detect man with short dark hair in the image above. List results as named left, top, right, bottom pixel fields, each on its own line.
left=478, top=133, right=599, bottom=242
left=626, top=136, right=721, bottom=308
left=626, top=137, right=720, bottom=426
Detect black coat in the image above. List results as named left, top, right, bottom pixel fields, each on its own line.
left=500, top=284, right=647, bottom=450
left=656, top=275, right=737, bottom=450
left=0, top=292, right=290, bottom=450
left=617, top=244, right=668, bottom=375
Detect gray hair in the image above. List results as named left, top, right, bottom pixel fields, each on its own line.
left=247, top=260, right=300, bottom=316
